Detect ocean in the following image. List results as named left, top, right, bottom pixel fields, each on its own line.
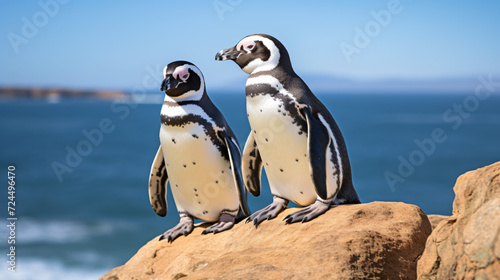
left=1, top=92, right=499, bottom=279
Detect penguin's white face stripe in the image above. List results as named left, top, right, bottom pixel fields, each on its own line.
left=237, top=38, right=256, bottom=53
left=239, top=36, right=280, bottom=74
left=173, top=64, right=205, bottom=85
left=163, top=66, right=168, bottom=79
left=317, top=113, right=343, bottom=187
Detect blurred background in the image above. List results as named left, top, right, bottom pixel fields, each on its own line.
left=1, top=1, right=499, bottom=279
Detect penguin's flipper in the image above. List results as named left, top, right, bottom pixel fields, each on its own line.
left=242, top=132, right=263, bottom=197
left=148, top=145, right=168, bottom=217
left=218, top=130, right=252, bottom=217
left=301, top=107, right=331, bottom=200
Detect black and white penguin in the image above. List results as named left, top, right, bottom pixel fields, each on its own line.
left=149, top=61, right=251, bottom=242
left=215, top=34, right=360, bottom=226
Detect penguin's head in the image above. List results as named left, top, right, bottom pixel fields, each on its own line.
left=161, top=61, right=205, bottom=99
left=215, top=34, right=291, bottom=74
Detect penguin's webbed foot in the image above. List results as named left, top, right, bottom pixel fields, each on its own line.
left=159, top=216, right=194, bottom=243
left=202, top=213, right=235, bottom=234
left=284, top=199, right=331, bottom=224
left=246, top=196, right=288, bottom=228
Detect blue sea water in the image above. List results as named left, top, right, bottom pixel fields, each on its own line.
left=0, top=92, right=499, bottom=279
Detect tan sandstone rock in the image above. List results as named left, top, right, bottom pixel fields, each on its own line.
left=101, top=201, right=431, bottom=280
left=417, top=161, right=500, bottom=280
left=427, top=215, right=450, bottom=231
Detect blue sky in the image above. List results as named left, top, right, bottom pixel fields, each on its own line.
left=1, top=0, right=499, bottom=91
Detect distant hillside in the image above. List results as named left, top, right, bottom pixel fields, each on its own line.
left=1, top=76, right=483, bottom=100
left=0, top=87, right=128, bottom=100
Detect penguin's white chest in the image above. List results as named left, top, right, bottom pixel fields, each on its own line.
left=247, top=95, right=317, bottom=205
left=159, top=122, right=238, bottom=222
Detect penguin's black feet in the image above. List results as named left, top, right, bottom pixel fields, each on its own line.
left=284, top=198, right=331, bottom=224
left=159, top=216, right=194, bottom=243
left=202, top=213, right=236, bottom=234
left=246, top=196, right=288, bottom=228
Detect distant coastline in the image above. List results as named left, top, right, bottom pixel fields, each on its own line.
left=0, top=74, right=489, bottom=101
left=0, top=87, right=128, bottom=100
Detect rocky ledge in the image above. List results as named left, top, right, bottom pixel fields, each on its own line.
left=101, top=161, right=500, bottom=280
left=417, top=161, right=500, bottom=279
left=101, top=202, right=431, bottom=280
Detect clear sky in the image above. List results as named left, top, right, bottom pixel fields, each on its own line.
left=1, top=0, right=499, bottom=90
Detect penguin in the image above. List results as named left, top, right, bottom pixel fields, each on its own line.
left=148, top=61, right=251, bottom=242
left=215, top=34, right=360, bottom=226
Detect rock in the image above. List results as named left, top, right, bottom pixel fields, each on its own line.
left=417, top=161, right=500, bottom=280
left=427, top=215, right=449, bottom=231
left=101, top=201, right=431, bottom=280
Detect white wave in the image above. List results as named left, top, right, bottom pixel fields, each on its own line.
left=0, top=219, right=132, bottom=244
left=0, top=258, right=109, bottom=280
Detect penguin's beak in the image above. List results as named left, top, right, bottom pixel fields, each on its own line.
left=160, top=76, right=175, bottom=92
left=215, top=46, right=240, bottom=61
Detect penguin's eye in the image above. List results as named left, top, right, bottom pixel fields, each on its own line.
left=245, top=44, right=255, bottom=51
left=181, top=73, right=189, bottom=81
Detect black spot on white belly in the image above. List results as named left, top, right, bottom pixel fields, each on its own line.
left=161, top=113, right=229, bottom=161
